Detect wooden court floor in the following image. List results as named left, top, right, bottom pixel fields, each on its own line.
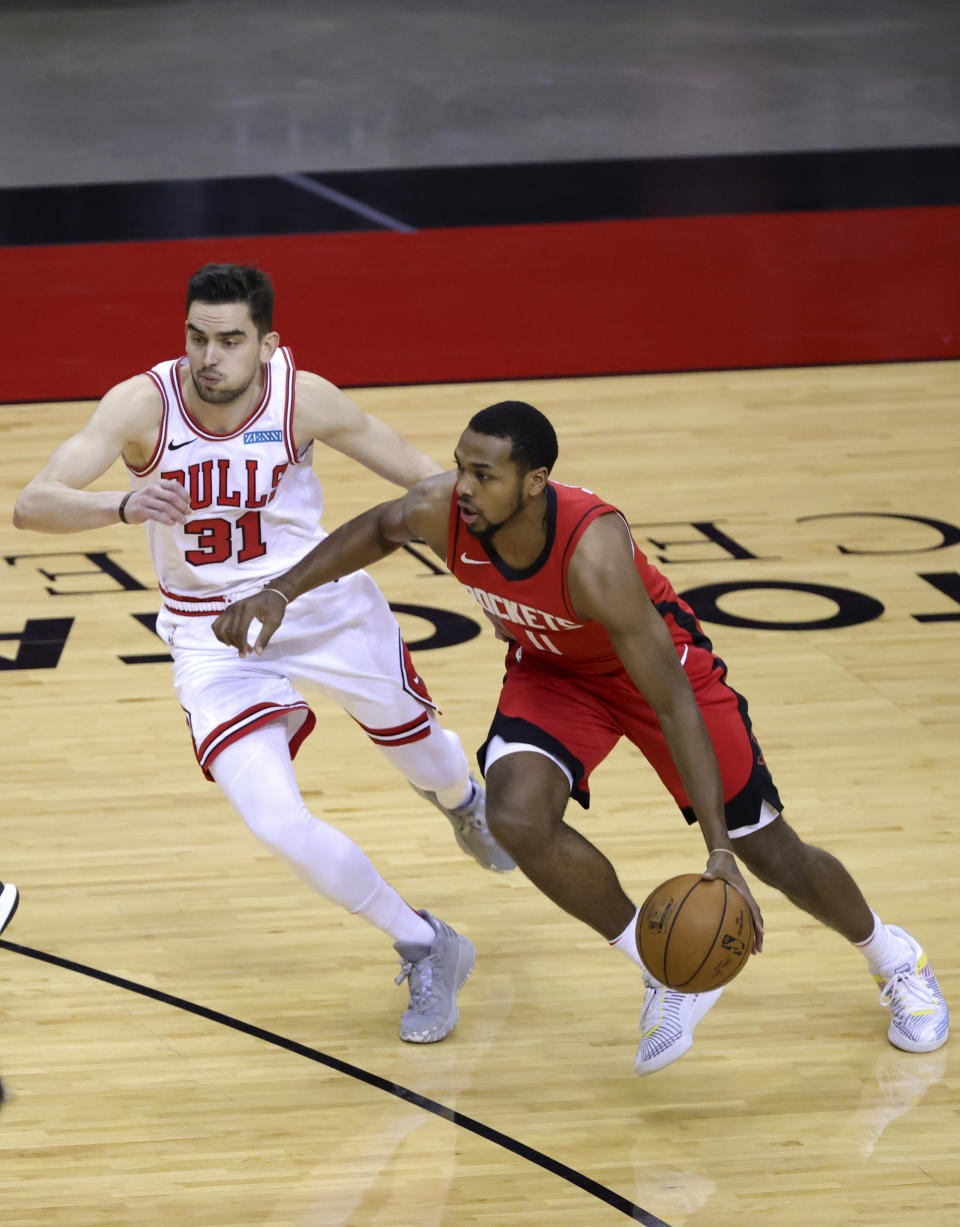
left=1, top=363, right=957, bottom=1226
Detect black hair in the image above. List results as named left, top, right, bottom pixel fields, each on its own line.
left=185, top=263, right=275, bottom=336
left=467, top=401, right=559, bottom=475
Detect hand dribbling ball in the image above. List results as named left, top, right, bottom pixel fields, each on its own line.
left=638, top=873, right=754, bottom=992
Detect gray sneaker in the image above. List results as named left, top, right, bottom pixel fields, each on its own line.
left=411, top=775, right=516, bottom=873
left=394, top=910, right=476, bottom=1043
left=0, top=881, right=18, bottom=936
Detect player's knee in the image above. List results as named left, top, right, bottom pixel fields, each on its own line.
left=486, top=803, right=547, bottom=861
left=238, top=799, right=310, bottom=853
left=486, top=778, right=563, bottom=861
left=735, top=815, right=808, bottom=886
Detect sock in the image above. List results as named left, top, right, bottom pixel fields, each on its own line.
left=609, top=905, right=646, bottom=969
left=351, top=879, right=435, bottom=947
left=855, top=911, right=912, bottom=976
left=436, top=777, right=475, bottom=812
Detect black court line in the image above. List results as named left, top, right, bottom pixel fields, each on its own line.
left=0, top=938, right=670, bottom=1226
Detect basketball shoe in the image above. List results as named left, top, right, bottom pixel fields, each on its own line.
left=0, top=881, right=18, bottom=935
left=634, top=970, right=723, bottom=1076
left=874, top=926, right=948, bottom=1054
left=394, top=910, right=476, bottom=1043
left=410, top=775, right=516, bottom=873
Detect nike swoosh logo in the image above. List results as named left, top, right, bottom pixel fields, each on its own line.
left=460, top=553, right=490, bottom=565
left=167, top=439, right=195, bottom=451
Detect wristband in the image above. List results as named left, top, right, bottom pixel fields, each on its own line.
left=118, top=492, right=134, bottom=524
left=708, top=848, right=736, bottom=858
left=262, top=587, right=290, bottom=604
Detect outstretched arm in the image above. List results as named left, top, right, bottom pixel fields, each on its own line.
left=13, top=376, right=192, bottom=533
left=567, top=513, right=764, bottom=950
left=212, top=470, right=456, bottom=656
left=294, top=372, right=444, bottom=488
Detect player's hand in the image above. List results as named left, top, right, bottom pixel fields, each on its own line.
left=483, top=611, right=514, bottom=642
left=702, top=850, right=764, bottom=954
left=123, top=479, right=193, bottom=526
left=212, top=590, right=288, bottom=657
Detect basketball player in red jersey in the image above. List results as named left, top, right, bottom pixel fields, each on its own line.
left=14, top=265, right=516, bottom=1047
left=212, top=400, right=949, bottom=1074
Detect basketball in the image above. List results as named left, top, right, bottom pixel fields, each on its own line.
left=637, top=873, right=754, bottom=992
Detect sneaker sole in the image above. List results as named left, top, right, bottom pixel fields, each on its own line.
left=888, top=1023, right=949, bottom=1054
left=399, top=938, right=477, bottom=1044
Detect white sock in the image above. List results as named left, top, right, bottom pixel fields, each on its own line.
left=609, top=905, right=646, bottom=969
left=854, top=911, right=911, bottom=975
left=436, top=776, right=476, bottom=812
left=351, top=879, right=435, bottom=947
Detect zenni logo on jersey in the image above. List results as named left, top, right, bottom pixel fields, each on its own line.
left=243, top=429, right=284, bottom=444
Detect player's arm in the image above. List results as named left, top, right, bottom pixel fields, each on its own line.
left=212, top=471, right=456, bottom=656
left=567, top=514, right=763, bottom=949
left=13, top=376, right=192, bottom=532
left=293, top=371, right=443, bottom=488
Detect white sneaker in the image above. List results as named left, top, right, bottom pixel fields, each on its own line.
left=0, top=881, right=18, bottom=936
left=634, top=970, right=723, bottom=1076
left=875, top=926, right=949, bottom=1054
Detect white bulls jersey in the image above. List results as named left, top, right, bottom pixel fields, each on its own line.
left=128, top=347, right=326, bottom=613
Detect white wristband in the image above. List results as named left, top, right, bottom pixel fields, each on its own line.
left=262, top=587, right=289, bottom=605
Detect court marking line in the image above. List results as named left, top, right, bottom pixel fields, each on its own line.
left=1, top=938, right=670, bottom=1226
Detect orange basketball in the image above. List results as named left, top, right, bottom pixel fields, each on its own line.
left=637, top=873, right=754, bottom=993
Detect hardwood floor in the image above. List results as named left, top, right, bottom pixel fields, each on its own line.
left=1, top=362, right=956, bottom=1226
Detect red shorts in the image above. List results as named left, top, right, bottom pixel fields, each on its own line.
left=478, top=644, right=781, bottom=831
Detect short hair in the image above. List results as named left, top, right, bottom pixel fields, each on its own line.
left=467, top=401, right=559, bottom=475
left=185, top=263, right=275, bottom=336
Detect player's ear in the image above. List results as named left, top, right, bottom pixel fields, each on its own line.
left=525, top=466, right=549, bottom=497
left=259, top=330, right=280, bottom=362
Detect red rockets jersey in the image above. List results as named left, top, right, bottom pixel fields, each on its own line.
left=447, top=480, right=706, bottom=675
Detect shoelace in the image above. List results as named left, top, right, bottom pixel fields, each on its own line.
left=396, top=957, right=435, bottom=1008
left=639, top=984, right=667, bottom=1029
left=878, top=969, right=937, bottom=1016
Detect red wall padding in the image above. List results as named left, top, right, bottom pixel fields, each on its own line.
left=3, top=206, right=958, bottom=402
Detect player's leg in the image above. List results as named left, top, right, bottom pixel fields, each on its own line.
left=733, top=813, right=948, bottom=1053
left=484, top=744, right=636, bottom=938
left=358, top=709, right=516, bottom=873
left=210, top=720, right=474, bottom=1042
left=733, top=813, right=873, bottom=940
left=164, top=604, right=475, bottom=1044
left=666, top=655, right=947, bottom=1057
left=316, top=583, right=514, bottom=871
left=480, top=727, right=721, bottom=1078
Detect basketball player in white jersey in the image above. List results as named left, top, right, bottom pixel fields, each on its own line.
left=13, top=263, right=514, bottom=1044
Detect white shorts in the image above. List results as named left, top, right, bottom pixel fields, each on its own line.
left=156, top=571, right=435, bottom=779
